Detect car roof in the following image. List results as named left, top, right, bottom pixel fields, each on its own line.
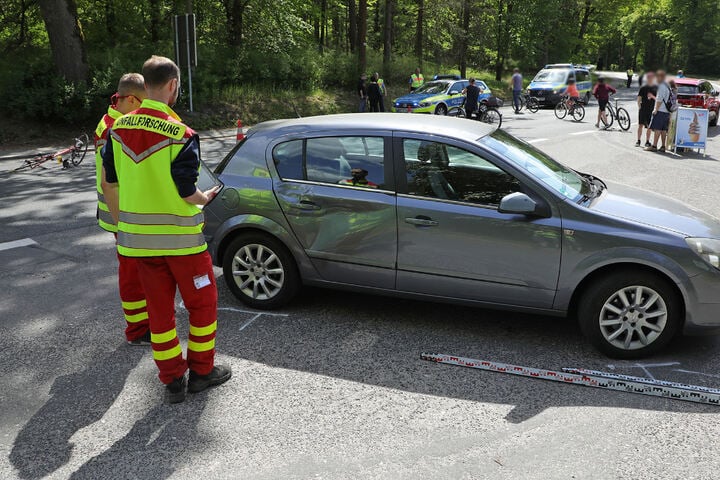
left=249, top=113, right=496, bottom=143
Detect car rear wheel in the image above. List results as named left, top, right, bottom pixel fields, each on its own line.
left=222, top=232, right=300, bottom=310
left=435, top=104, right=448, bottom=116
left=578, top=271, right=682, bottom=358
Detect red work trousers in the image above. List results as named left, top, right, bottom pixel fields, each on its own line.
left=135, top=251, right=218, bottom=384
left=114, top=239, right=149, bottom=342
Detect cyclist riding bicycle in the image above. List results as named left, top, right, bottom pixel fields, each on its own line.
left=565, top=79, right=580, bottom=111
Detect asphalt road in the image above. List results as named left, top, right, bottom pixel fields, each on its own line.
left=2, top=90, right=720, bottom=480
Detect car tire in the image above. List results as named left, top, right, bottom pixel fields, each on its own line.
left=578, top=270, right=682, bottom=358
left=435, top=104, right=448, bottom=116
left=222, top=232, right=300, bottom=310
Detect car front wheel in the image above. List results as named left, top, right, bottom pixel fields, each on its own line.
left=435, top=104, right=448, bottom=115
left=222, top=232, right=300, bottom=310
left=578, top=271, right=682, bottom=358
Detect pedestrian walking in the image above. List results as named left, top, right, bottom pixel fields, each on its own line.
left=367, top=74, right=382, bottom=112
left=94, top=73, right=151, bottom=346
left=636, top=72, right=657, bottom=147
left=645, top=70, right=673, bottom=152
left=626, top=68, right=634, bottom=88
left=510, top=68, right=523, bottom=114
left=358, top=73, right=367, bottom=112
left=462, top=78, right=481, bottom=119
left=593, top=77, right=617, bottom=128
left=376, top=72, right=387, bottom=112
left=677, top=70, right=686, bottom=79
left=101, top=56, right=231, bottom=404
left=409, top=68, right=424, bottom=92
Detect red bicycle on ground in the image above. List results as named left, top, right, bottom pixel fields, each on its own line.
left=12, top=133, right=90, bottom=172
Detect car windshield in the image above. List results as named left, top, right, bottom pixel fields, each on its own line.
left=414, top=82, right=448, bottom=94
left=532, top=69, right=568, bottom=83
left=481, top=130, right=591, bottom=201
left=677, top=85, right=699, bottom=95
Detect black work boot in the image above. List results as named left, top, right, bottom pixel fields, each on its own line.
left=166, top=375, right=187, bottom=404
left=188, top=365, right=232, bottom=394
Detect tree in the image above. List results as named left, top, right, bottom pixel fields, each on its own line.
left=36, top=0, right=88, bottom=83
left=415, top=0, right=424, bottom=65
left=458, top=0, right=470, bottom=78
left=223, top=0, right=251, bottom=47
left=383, top=0, right=393, bottom=70
left=358, top=0, right=367, bottom=72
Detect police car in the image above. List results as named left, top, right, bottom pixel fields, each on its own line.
left=527, top=64, right=592, bottom=106
left=392, top=78, right=491, bottom=115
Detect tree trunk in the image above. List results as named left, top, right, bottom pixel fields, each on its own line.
left=575, top=0, right=593, bottom=54
left=320, top=0, right=327, bottom=53
left=37, top=0, right=88, bottom=83
left=358, top=0, right=367, bottom=73
left=383, top=0, right=393, bottom=70
left=149, top=0, right=161, bottom=44
left=224, top=0, right=249, bottom=47
left=348, top=0, right=357, bottom=53
left=104, top=0, right=115, bottom=39
left=459, top=0, right=470, bottom=78
left=415, top=0, right=424, bottom=65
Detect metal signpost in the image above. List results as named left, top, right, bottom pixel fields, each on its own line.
left=421, top=353, right=720, bottom=406
left=173, top=13, right=197, bottom=112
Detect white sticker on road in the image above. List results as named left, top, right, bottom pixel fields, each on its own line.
left=0, top=238, right=37, bottom=252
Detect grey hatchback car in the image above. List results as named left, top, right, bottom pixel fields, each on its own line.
left=202, top=113, right=720, bottom=358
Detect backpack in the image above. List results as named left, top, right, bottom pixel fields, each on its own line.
left=664, top=82, right=678, bottom=112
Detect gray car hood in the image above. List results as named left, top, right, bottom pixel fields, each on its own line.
left=588, top=181, right=720, bottom=238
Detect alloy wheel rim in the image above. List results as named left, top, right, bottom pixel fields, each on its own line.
left=231, top=243, right=285, bottom=300
left=599, top=285, right=667, bottom=350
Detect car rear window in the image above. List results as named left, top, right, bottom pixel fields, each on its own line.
left=677, top=85, right=699, bottom=95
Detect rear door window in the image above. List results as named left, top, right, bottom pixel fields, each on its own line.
left=272, top=136, right=388, bottom=189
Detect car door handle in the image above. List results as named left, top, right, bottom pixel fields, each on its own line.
left=290, top=200, right=321, bottom=211
left=405, top=216, right=438, bottom=227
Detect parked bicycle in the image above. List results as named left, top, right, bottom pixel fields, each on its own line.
left=600, top=96, right=631, bottom=131
left=13, top=134, right=90, bottom=172
left=448, top=98, right=503, bottom=129
left=554, top=95, right=586, bottom=122
left=517, top=92, right=540, bottom=113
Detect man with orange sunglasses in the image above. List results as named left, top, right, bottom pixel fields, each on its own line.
left=94, top=73, right=151, bottom=345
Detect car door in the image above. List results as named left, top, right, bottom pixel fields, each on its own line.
left=448, top=81, right=468, bottom=108
left=393, top=134, right=562, bottom=308
left=271, top=133, right=397, bottom=289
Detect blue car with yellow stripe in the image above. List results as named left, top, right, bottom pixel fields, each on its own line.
left=392, top=79, right=491, bottom=115
left=527, top=64, right=592, bottom=106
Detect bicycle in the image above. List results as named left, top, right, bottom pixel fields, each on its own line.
left=599, top=96, right=631, bottom=131
left=517, top=93, right=540, bottom=113
left=554, top=95, right=586, bottom=122
left=13, top=133, right=90, bottom=172
left=448, top=98, right=503, bottom=129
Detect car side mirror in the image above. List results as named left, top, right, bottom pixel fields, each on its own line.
left=498, top=192, right=538, bottom=215
left=449, top=90, right=460, bottom=95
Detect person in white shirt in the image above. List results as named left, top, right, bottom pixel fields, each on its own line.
left=645, top=70, right=671, bottom=152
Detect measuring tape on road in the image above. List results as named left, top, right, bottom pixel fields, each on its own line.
left=421, top=353, right=720, bottom=406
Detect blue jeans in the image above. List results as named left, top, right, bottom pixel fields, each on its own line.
left=513, top=90, right=521, bottom=111
left=359, top=98, right=367, bottom=113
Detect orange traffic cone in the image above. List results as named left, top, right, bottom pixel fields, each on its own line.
left=236, top=119, right=245, bottom=142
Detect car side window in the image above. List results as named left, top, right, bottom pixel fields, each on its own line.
left=402, top=139, right=521, bottom=206
left=273, top=136, right=386, bottom=189
left=575, top=70, right=587, bottom=83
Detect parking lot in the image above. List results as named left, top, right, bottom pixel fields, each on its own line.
left=2, top=89, right=720, bottom=479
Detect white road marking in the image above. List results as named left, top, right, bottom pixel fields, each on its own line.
left=570, top=130, right=598, bottom=136
left=238, top=313, right=262, bottom=332
left=675, top=369, right=720, bottom=379
left=528, top=138, right=549, bottom=144
left=177, top=300, right=289, bottom=318
left=606, top=362, right=681, bottom=380
left=0, top=237, right=37, bottom=252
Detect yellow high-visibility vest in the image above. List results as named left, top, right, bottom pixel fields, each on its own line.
left=95, top=107, right=123, bottom=232
left=109, top=99, right=207, bottom=257
left=411, top=74, right=424, bottom=88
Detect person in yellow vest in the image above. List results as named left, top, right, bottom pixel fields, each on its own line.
left=101, top=56, right=231, bottom=404
left=94, top=73, right=151, bottom=346
left=375, top=72, right=387, bottom=112
left=409, top=68, right=424, bottom=92
left=338, top=168, right=378, bottom=188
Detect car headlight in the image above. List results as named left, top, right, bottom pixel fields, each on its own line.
left=686, top=238, right=720, bottom=270
left=419, top=102, right=431, bottom=107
